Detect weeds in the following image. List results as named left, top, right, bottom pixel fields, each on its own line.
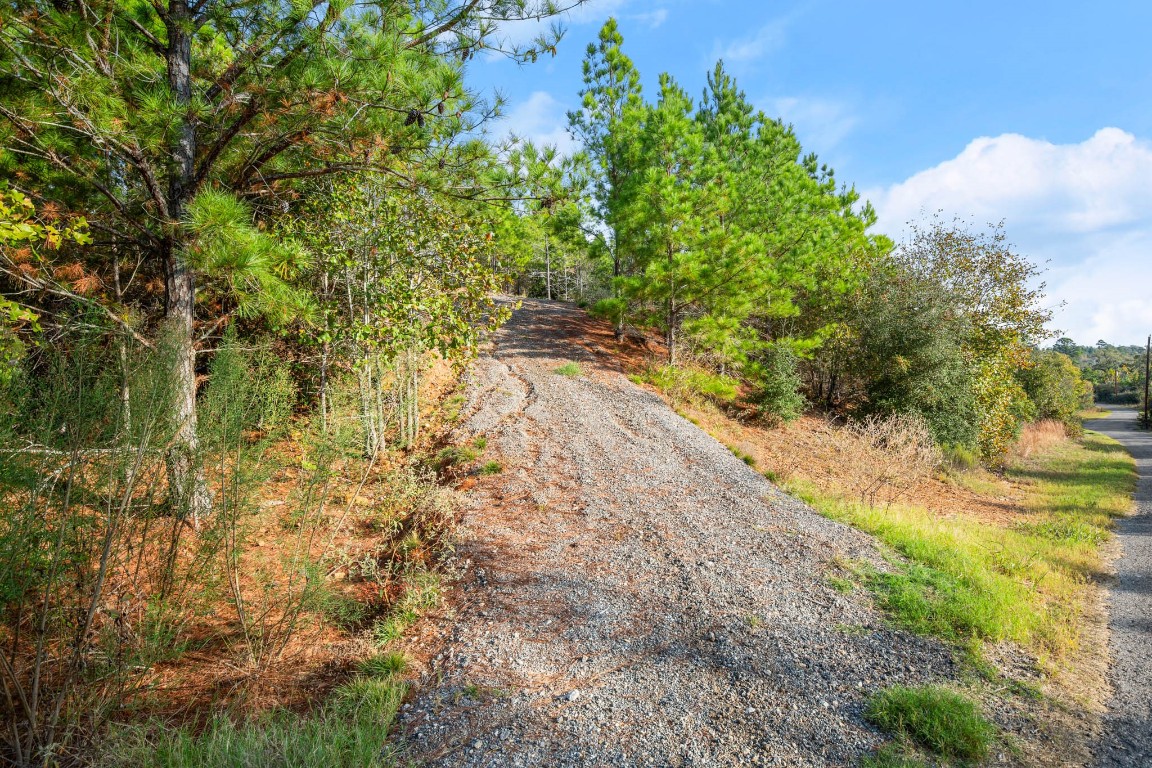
left=839, top=413, right=941, bottom=507
left=554, top=361, right=583, bottom=377
left=0, top=328, right=462, bottom=762
left=789, top=428, right=1135, bottom=658
left=861, top=744, right=928, bottom=768
left=435, top=444, right=477, bottom=469
left=866, top=684, right=995, bottom=762
left=1012, top=419, right=1067, bottom=459
left=372, top=569, right=442, bottom=646
left=103, top=675, right=407, bottom=767
left=358, top=652, right=408, bottom=678
left=728, top=446, right=756, bottom=466
left=636, top=364, right=737, bottom=405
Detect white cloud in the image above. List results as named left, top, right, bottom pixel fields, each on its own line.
left=630, top=8, right=668, bottom=28
left=714, top=17, right=789, bottom=64
left=768, top=96, right=858, bottom=154
left=495, top=91, right=577, bottom=155
left=868, top=128, right=1152, bottom=345
left=1043, top=231, right=1152, bottom=345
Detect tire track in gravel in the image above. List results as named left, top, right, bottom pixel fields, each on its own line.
left=399, top=299, right=960, bottom=767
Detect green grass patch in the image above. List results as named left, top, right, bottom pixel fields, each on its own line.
left=727, top=445, right=756, bottom=466
left=372, top=569, right=442, bottom=646
left=103, top=676, right=406, bottom=767
left=788, top=429, right=1135, bottom=657
left=636, top=364, right=738, bottom=405
left=357, top=651, right=408, bottom=678
left=554, top=361, right=583, bottom=377
left=866, top=684, right=995, bottom=763
left=827, top=575, right=855, bottom=593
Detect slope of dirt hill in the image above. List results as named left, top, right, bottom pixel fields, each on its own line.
left=398, top=299, right=961, bottom=767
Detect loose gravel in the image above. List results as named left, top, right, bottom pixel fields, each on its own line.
left=1086, top=407, right=1152, bottom=767
left=399, top=299, right=958, bottom=766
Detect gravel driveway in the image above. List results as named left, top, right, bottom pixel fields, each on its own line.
left=1086, top=406, right=1152, bottom=767
left=399, top=299, right=957, bottom=766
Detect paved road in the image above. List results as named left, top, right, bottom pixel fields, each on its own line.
left=1087, top=407, right=1152, bottom=767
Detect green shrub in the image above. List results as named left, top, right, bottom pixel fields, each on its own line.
left=751, top=343, right=806, bottom=424
left=588, top=297, right=626, bottom=328
left=434, top=445, right=477, bottom=469
left=1017, top=349, right=1089, bottom=434
left=866, top=685, right=994, bottom=762
left=847, top=268, right=980, bottom=449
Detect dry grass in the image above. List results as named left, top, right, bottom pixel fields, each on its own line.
left=128, top=356, right=464, bottom=723
left=837, top=413, right=942, bottom=507
left=1012, top=419, right=1068, bottom=460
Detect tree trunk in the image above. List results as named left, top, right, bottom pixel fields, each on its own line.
left=544, top=231, right=551, bottom=300
left=665, top=245, right=676, bottom=366
left=165, top=4, right=211, bottom=524
left=611, top=238, right=624, bottom=341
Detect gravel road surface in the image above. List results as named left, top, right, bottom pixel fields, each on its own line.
left=399, top=299, right=958, bottom=766
left=1087, top=406, right=1152, bottom=767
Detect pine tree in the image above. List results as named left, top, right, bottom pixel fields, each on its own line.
left=0, top=0, right=580, bottom=520
left=567, top=18, right=644, bottom=337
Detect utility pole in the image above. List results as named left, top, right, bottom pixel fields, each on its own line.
left=1144, top=334, right=1150, bottom=427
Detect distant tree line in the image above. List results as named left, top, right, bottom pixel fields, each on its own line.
left=1051, top=339, right=1146, bottom=404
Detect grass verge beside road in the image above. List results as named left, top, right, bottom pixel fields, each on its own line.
left=790, top=429, right=1135, bottom=661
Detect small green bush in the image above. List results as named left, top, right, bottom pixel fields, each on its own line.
left=751, top=343, right=806, bottom=424
left=1016, top=349, right=1090, bottom=433
left=434, top=445, right=477, bottom=469
left=866, top=685, right=995, bottom=762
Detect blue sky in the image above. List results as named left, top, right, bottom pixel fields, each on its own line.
left=466, top=0, right=1152, bottom=345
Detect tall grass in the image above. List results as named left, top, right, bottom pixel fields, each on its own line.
left=102, top=675, right=406, bottom=768
left=792, top=429, right=1135, bottom=657
left=630, top=364, right=738, bottom=404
